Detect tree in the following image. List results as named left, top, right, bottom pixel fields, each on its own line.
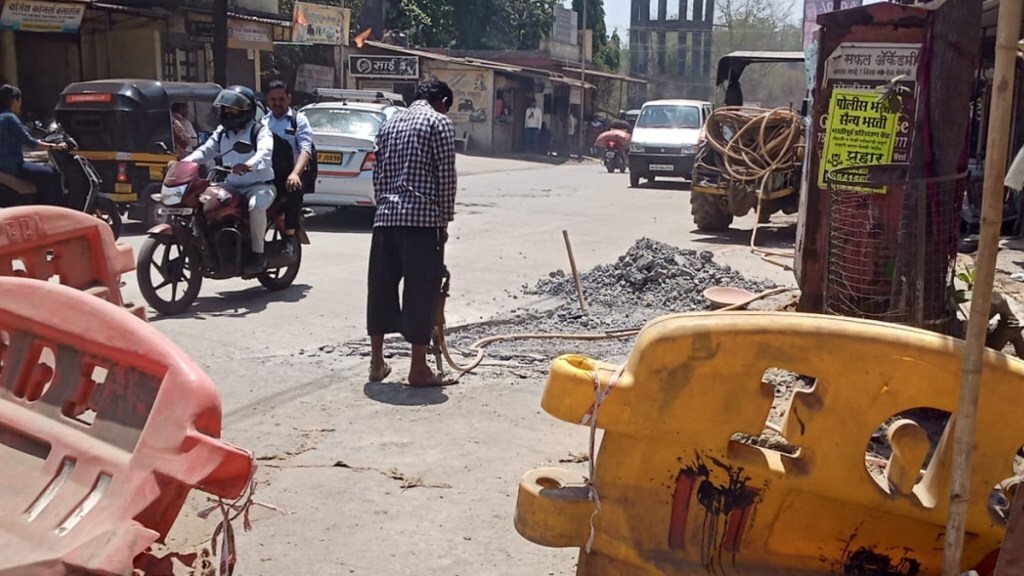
left=711, top=0, right=805, bottom=107
left=572, top=0, right=620, bottom=72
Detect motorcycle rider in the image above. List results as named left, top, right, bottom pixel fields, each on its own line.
left=181, top=85, right=275, bottom=273
left=0, top=84, right=68, bottom=207
left=262, top=80, right=313, bottom=254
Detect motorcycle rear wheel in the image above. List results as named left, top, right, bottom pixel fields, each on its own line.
left=93, top=197, right=122, bottom=240
left=258, top=230, right=301, bottom=291
left=137, top=235, right=203, bottom=316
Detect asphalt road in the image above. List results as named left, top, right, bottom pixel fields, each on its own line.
left=116, top=155, right=797, bottom=575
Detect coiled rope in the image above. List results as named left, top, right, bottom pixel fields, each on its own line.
left=696, top=106, right=806, bottom=269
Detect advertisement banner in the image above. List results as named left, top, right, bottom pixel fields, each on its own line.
left=428, top=69, right=491, bottom=124
left=295, top=63, right=335, bottom=93
left=293, top=2, right=350, bottom=46
left=0, top=0, right=85, bottom=33
left=802, top=0, right=862, bottom=51
left=819, top=89, right=899, bottom=192
left=816, top=43, right=921, bottom=190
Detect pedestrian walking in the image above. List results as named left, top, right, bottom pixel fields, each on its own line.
left=366, top=79, right=457, bottom=387
left=525, top=99, right=542, bottom=153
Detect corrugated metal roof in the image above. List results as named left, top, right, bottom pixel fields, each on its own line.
left=561, top=67, right=648, bottom=84
left=363, top=41, right=595, bottom=89
left=228, top=11, right=291, bottom=26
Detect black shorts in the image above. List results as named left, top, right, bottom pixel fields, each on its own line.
left=366, top=226, right=445, bottom=345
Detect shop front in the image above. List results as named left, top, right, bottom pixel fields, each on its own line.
left=0, top=0, right=87, bottom=121
left=347, top=52, right=420, bottom=104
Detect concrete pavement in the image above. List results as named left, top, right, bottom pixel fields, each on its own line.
left=118, top=154, right=796, bottom=575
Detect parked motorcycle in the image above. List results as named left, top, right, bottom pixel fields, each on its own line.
left=136, top=158, right=304, bottom=316
left=0, top=124, right=122, bottom=238
left=603, top=141, right=627, bottom=174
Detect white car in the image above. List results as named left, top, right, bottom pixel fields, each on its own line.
left=300, top=99, right=404, bottom=208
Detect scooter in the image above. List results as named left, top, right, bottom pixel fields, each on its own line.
left=603, top=141, right=627, bottom=174
left=0, top=123, right=122, bottom=238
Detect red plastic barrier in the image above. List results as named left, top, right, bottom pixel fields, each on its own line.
left=0, top=277, right=253, bottom=576
left=0, top=206, right=145, bottom=319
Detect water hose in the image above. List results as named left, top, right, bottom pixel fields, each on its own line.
left=431, top=270, right=795, bottom=377
left=697, top=106, right=805, bottom=269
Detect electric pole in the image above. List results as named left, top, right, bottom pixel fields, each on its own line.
left=213, top=0, right=229, bottom=86
left=578, top=0, right=587, bottom=158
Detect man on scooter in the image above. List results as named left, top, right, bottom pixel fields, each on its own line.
left=181, top=85, right=275, bottom=273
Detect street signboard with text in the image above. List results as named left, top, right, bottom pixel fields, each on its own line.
left=0, top=0, right=85, bottom=33
left=348, top=55, right=419, bottom=79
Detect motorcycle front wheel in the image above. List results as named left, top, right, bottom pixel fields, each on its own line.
left=137, top=235, right=203, bottom=316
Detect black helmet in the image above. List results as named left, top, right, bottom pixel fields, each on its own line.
left=213, top=85, right=257, bottom=130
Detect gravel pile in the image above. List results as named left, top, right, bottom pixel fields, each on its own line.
left=526, top=238, right=776, bottom=311
left=443, top=238, right=778, bottom=367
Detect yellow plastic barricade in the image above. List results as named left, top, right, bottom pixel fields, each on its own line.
left=515, top=312, right=1024, bottom=575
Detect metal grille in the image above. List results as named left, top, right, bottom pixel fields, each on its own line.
left=825, top=165, right=965, bottom=331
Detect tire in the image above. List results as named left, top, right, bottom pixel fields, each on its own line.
left=137, top=235, right=203, bottom=316
left=258, top=231, right=301, bottom=291
left=619, top=166, right=627, bottom=174
left=606, top=164, right=615, bottom=173
left=630, top=171, right=641, bottom=188
left=691, top=192, right=734, bottom=231
left=94, top=197, right=123, bottom=240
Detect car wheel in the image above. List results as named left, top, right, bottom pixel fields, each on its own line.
left=629, top=171, right=641, bottom=188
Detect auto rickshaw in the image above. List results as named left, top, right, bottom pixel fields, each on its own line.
left=54, top=80, right=222, bottom=226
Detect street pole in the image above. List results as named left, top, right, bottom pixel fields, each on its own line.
left=213, top=0, right=229, bottom=87
left=941, top=0, right=1022, bottom=573
left=579, top=0, right=587, bottom=158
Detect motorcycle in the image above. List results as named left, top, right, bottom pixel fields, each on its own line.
left=136, top=156, right=305, bottom=316
left=0, top=123, right=122, bottom=238
left=603, top=141, right=627, bottom=174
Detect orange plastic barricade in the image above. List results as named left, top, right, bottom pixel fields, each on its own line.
left=515, top=312, right=1024, bottom=576
left=0, top=206, right=144, bottom=320
left=0, top=277, right=253, bottom=576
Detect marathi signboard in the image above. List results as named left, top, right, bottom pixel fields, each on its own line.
left=819, top=89, right=899, bottom=191
left=349, top=55, right=419, bottom=79
left=295, top=63, right=335, bottom=93
left=228, top=19, right=274, bottom=51
left=429, top=69, right=491, bottom=124
left=0, top=0, right=85, bottom=33
left=292, top=2, right=350, bottom=46
left=817, top=42, right=920, bottom=188
left=802, top=0, right=862, bottom=51
left=187, top=20, right=215, bottom=44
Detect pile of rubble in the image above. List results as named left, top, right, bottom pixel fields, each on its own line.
left=526, top=238, right=776, bottom=311
left=444, top=238, right=777, bottom=367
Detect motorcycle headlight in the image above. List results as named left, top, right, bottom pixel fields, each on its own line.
left=629, top=142, right=645, bottom=153
left=160, top=184, right=187, bottom=206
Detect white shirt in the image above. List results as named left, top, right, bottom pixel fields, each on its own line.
left=263, top=108, right=314, bottom=163
left=183, top=120, right=274, bottom=188
left=525, top=106, right=542, bottom=129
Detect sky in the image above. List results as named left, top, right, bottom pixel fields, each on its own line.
left=593, top=0, right=887, bottom=38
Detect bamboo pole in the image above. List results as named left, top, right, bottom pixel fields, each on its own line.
left=942, top=0, right=1022, bottom=573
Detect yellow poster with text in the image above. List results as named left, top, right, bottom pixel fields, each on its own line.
left=819, top=88, right=899, bottom=193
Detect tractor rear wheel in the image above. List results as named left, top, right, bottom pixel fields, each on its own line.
left=691, top=192, right=734, bottom=231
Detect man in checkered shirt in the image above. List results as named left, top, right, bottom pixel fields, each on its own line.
left=367, top=80, right=457, bottom=387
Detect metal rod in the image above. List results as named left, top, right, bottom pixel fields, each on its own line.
left=942, top=0, right=1022, bottom=572
left=562, top=230, right=588, bottom=314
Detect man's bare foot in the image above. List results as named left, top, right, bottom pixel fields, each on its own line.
left=369, top=361, right=392, bottom=382
left=407, top=365, right=443, bottom=387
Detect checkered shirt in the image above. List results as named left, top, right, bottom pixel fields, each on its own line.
left=372, top=100, right=458, bottom=228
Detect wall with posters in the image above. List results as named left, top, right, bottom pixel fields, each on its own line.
left=425, top=62, right=495, bottom=153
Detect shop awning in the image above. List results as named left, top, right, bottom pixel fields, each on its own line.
left=227, top=11, right=291, bottom=27
left=561, top=67, right=648, bottom=85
